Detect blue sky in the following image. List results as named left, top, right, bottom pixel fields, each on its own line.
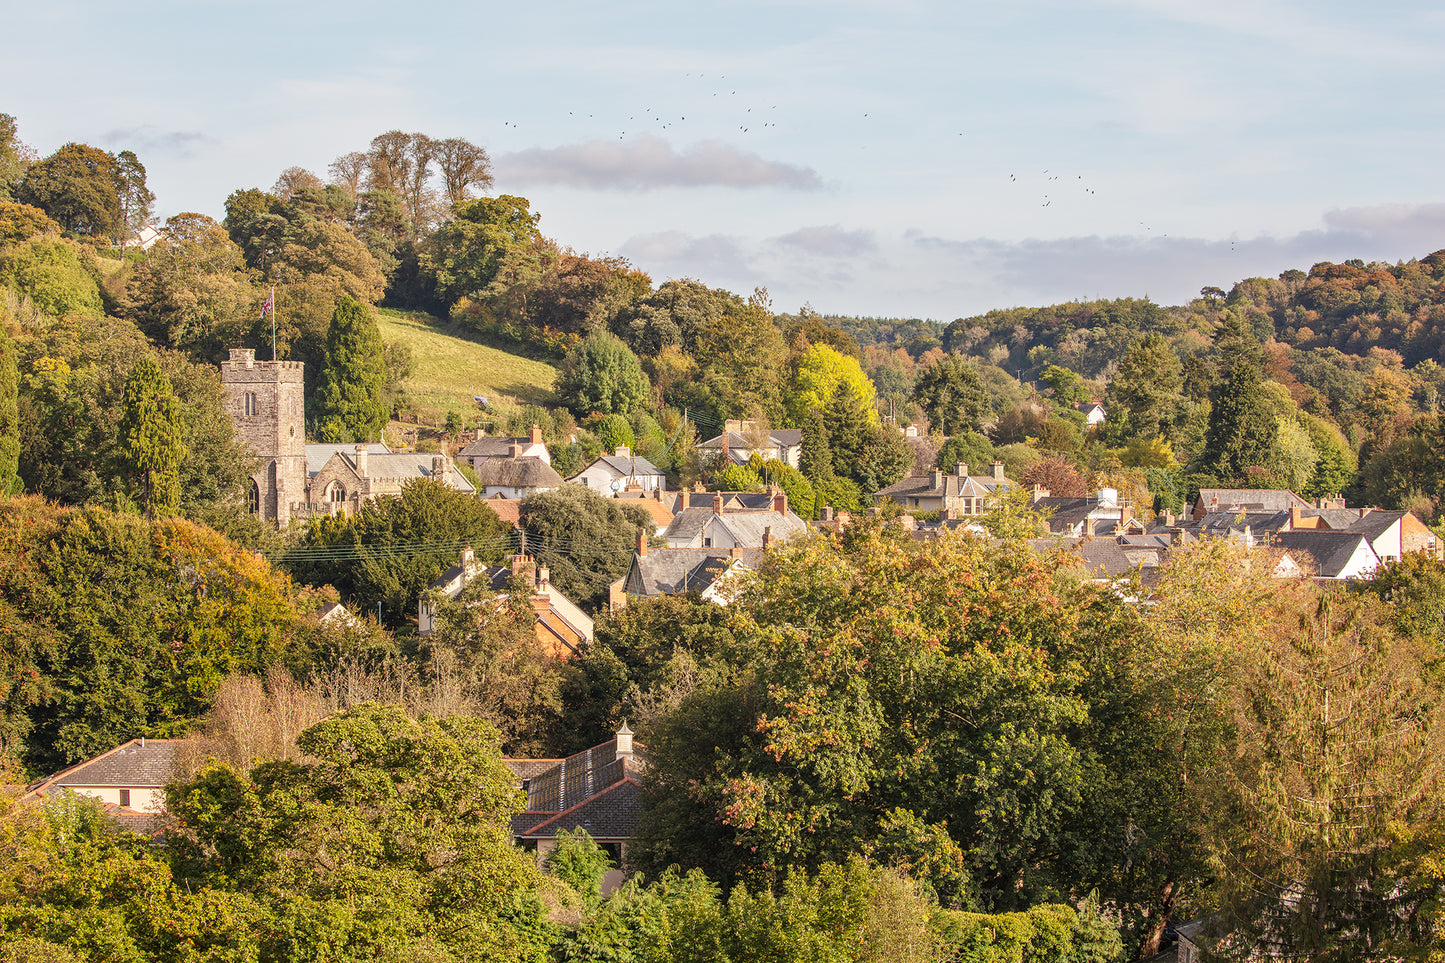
left=6, top=0, right=1445, bottom=320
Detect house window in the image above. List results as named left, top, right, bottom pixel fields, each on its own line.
left=704, top=537, right=713, bottom=547
left=247, top=480, right=260, bottom=514
left=118, top=789, right=131, bottom=807
left=244, top=392, right=257, bottom=416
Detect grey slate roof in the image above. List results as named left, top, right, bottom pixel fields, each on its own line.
left=1196, top=488, right=1311, bottom=514
left=627, top=548, right=762, bottom=597
left=1310, top=508, right=1369, bottom=529
left=876, top=471, right=1013, bottom=500
left=29, top=739, right=183, bottom=791
left=458, top=435, right=533, bottom=458
left=305, top=442, right=391, bottom=477
left=595, top=454, right=665, bottom=476
left=1271, top=531, right=1374, bottom=578
left=663, top=507, right=715, bottom=544
left=713, top=511, right=807, bottom=547
left=1347, top=509, right=1407, bottom=541
left=508, top=738, right=647, bottom=841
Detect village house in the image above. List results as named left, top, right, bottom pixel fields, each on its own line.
left=418, top=548, right=593, bottom=657
left=611, top=529, right=762, bottom=610
left=307, top=445, right=475, bottom=516
left=696, top=420, right=804, bottom=468
left=874, top=461, right=1016, bottom=515
left=27, top=738, right=183, bottom=832
left=507, top=724, right=644, bottom=894
left=456, top=425, right=551, bottom=470
left=569, top=446, right=666, bottom=493
left=661, top=489, right=805, bottom=549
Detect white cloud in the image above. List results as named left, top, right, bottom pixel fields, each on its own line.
left=495, top=135, right=822, bottom=191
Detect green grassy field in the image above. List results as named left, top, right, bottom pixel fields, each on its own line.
left=375, top=309, right=558, bottom=423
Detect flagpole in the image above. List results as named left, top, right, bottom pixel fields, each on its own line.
left=270, top=285, right=277, bottom=361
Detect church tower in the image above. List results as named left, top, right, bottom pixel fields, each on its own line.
left=220, top=348, right=306, bottom=526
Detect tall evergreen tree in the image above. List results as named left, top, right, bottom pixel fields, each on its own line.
left=1199, top=362, right=1276, bottom=482
left=912, top=352, right=989, bottom=436
left=825, top=380, right=870, bottom=480
left=116, top=356, right=185, bottom=519
left=799, top=407, right=834, bottom=484
left=0, top=325, right=19, bottom=495
left=314, top=295, right=389, bottom=442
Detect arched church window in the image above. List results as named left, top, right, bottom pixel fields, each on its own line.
left=247, top=480, right=260, bottom=514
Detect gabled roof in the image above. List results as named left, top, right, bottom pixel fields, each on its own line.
left=1196, top=489, right=1311, bottom=514
left=697, top=429, right=803, bottom=451
left=458, top=435, right=534, bottom=458
left=876, top=471, right=1014, bottom=500
left=1347, top=509, right=1407, bottom=541
left=473, top=456, right=563, bottom=489
left=663, top=507, right=715, bottom=544
left=571, top=454, right=666, bottom=480
left=711, top=510, right=806, bottom=547
left=627, top=548, right=762, bottom=597
left=1308, top=508, right=1368, bottom=530
left=305, top=442, right=391, bottom=477
left=508, top=737, right=646, bottom=841
left=1270, top=531, right=1378, bottom=578
left=28, top=739, right=183, bottom=794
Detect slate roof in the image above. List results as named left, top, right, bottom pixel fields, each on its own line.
left=29, top=739, right=183, bottom=792
left=591, top=454, right=665, bottom=477
left=627, top=548, right=762, bottom=597
left=1075, top=539, right=1134, bottom=577
left=663, top=507, right=715, bottom=544
left=512, top=779, right=646, bottom=841
left=1347, top=509, right=1407, bottom=541
left=697, top=429, right=803, bottom=451
left=713, top=510, right=807, bottom=547
left=1195, top=488, right=1310, bottom=515
left=682, top=556, right=737, bottom=593
left=1270, top=531, right=1376, bottom=578
left=876, top=471, right=1014, bottom=500
left=1309, top=508, right=1369, bottom=529
left=305, top=442, right=391, bottom=477
left=1194, top=509, right=1292, bottom=535
left=508, top=738, right=647, bottom=841
left=473, top=456, right=563, bottom=489
left=458, top=435, right=534, bottom=458
left=503, top=758, right=564, bottom=782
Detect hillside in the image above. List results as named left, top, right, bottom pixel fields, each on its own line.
left=375, top=308, right=558, bottom=423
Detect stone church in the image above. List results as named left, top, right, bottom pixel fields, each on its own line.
left=220, top=348, right=473, bottom=525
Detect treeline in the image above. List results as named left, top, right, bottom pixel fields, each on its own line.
left=3, top=515, right=1444, bottom=960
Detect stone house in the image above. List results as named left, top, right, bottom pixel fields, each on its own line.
left=457, top=426, right=551, bottom=470
left=875, top=461, right=1015, bottom=515
left=696, top=420, right=804, bottom=468
left=27, top=738, right=183, bottom=830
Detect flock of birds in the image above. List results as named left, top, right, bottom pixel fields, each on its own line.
left=494, top=69, right=1221, bottom=246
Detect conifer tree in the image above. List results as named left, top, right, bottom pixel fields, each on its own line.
left=0, top=325, right=19, bottom=495
left=314, top=295, right=389, bottom=442
left=1199, top=362, right=1276, bottom=482
left=117, top=356, right=185, bottom=518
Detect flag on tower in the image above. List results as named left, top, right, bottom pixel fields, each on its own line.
left=259, top=293, right=273, bottom=321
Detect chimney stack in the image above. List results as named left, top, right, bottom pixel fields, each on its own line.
left=354, top=443, right=369, bottom=476
left=614, top=445, right=631, bottom=459
left=821, top=506, right=833, bottom=522
left=931, top=469, right=944, bottom=489
left=432, top=455, right=446, bottom=478
left=475, top=428, right=486, bottom=441
left=530, top=424, right=543, bottom=446
left=763, top=525, right=774, bottom=550
left=955, top=462, right=967, bottom=477
left=772, top=491, right=788, bottom=516
left=992, top=460, right=1005, bottom=481
left=537, top=565, right=549, bottom=589
left=636, top=528, right=648, bottom=557
left=680, top=488, right=689, bottom=510
left=713, top=494, right=724, bottom=515
left=1084, top=516, right=1096, bottom=537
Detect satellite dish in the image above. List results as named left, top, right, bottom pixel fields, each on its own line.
left=610, top=480, right=623, bottom=492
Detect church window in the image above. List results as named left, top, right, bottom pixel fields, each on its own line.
left=247, top=480, right=260, bottom=514
left=326, top=481, right=346, bottom=503
left=244, top=392, right=258, bottom=416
